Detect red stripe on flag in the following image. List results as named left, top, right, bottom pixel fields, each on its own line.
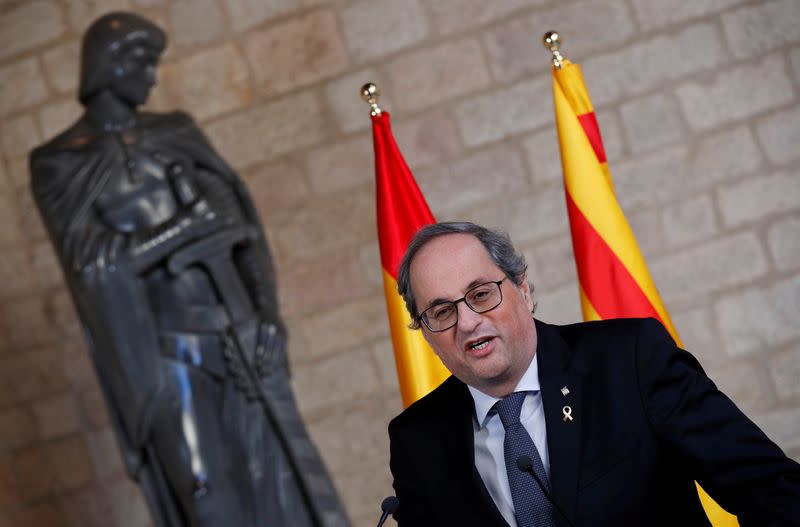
left=565, top=192, right=661, bottom=321
left=373, top=112, right=436, bottom=278
left=577, top=112, right=607, bottom=164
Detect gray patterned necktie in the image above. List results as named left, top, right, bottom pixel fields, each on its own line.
left=494, top=391, right=556, bottom=527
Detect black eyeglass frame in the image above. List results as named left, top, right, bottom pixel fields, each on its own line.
left=417, top=277, right=508, bottom=333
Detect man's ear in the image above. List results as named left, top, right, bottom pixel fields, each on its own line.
left=518, top=273, right=534, bottom=312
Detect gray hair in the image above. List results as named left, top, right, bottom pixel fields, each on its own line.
left=397, top=222, right=533, bottom=329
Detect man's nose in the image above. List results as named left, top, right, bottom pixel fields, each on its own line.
left=456, top=301, right=482, bottom=331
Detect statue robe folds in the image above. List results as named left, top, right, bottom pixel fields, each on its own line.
left=31, top=111, right=349, bottom=527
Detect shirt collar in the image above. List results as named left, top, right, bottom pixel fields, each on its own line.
left=468, top=351, right=541, bottom=428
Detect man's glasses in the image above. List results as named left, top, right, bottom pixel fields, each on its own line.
left=418, top=278, right=507, bottom=332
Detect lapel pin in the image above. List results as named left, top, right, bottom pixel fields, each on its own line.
left=562, top=405, right=573, bottom=422
left=560, top=386, right=570, bottom=396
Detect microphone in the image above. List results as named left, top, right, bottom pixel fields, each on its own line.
left=516, top=456, right=575, bottom=527
left=376, top=495, right=399, bottom=527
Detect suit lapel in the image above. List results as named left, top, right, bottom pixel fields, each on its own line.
left=442, top=378, right=510, bottom=526
left=536, top=319, right=581, bottom=527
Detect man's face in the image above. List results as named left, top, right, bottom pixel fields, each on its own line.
left=111, top=44, right=159, bottom=106
left=409, top=233, right=537, bottom=397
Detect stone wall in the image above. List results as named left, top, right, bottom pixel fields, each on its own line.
left=0, top=0, right=798, bottom=525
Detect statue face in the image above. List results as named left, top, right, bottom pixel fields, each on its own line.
left=110, top=43, right=160, bottom=107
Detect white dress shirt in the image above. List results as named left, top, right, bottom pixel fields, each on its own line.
left=468, top=354, right=550, bottom=527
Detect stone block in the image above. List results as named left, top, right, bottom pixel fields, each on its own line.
left=455, top=75, right=552, bottom=146
left=0, top=58, right=49, bottom=117
left=49, top=288, right=82, bottom=340
left=768, top=215, right=800, bottom=271
left=427, top=0, right=537, bottom=35
left=387, top=38, right=490, bottom=113
left=534, top=282, right=582, bottom=325
left=522, top=127, right=563, bottom=186
left=77, top=382, right=111, bottom=430
left=336, top=461, right=393, bottom=527
left=620, top=93, right=685, bottom=153
left=273, top=187, right=373, bottom=263
left=277, top=247, right=378, bottom=321
left=340, top=0, right=429, bottom=63
left=66, top=0, right=133, bottom=33
left=651, top=232, right=768, bottom=305
left=161, top=44, right=251, bottom=122
left=46, top=434, right=94, bottom=491
left=306, top=392, right=398, bottom=477
left=625, top=208, right=665, bottom=258
left=170, top=0, right=225, bottom=47
left=661, top=194, right=718, bottom=247
left=2, top=295, right=59, bottom=349
left=243, top=10, right=349, bottom=98
left=676, top=55, right=794, bottom=130
left=0, top=248, right=37, bottom=299
left=485, top=0, right=634, bottom=82
left=0, top=502, right=65, bottom=527
left=38, top=99, right=83, bottom=141
left=223, top=0, right=331, bottom=31
left=791, top=47, right=800, bottom=84
left=86, top=426, right=124, bottom=480
left=243, top=159, right=310, bottom=228
left=324, top=67, right=393, bottom=134
left=415, top=144, right=528, bottom=217
left=298, top=296, right=389, bottom=360
left=0, top=0, right=64, bottom=61
left=15, top=181, right=49, bottom=241
left=32, top=241, right=63, bottom=289
left=756, top=106, right=800, bottom=165
left=205, top=90, right=329, bottom=170
left=371, top=337, right=401, bottom=390
left=582, top=23, right=726, bottom=106
left=10, top=444, right=53, bottom=500
left=722, top=0, right=800, bottom=60
left=56, top=485, right=114, bottom=527
left=1, top=113, right=42, bottom=158
left=522, top=234, right=577, bottom=292
left=107, top=477, right=153, bottom=527
left=392, top=109, right=462, bottom=170
left=41, top=40, right=81, bottom=95
left=670, top=307, right=725, bottom=368
left=0, top=347, right=70, bottom=405
left=715, top=275, right=800, bottom=356
left=768, top=345, right=800, bottom=402
left=613, top=126, right=762, bottom=211
left=713, top=360, right=775, bottom=413
left=292, top=347, right=381, bottom=415
left=32, top=392, right=82, bottom=440
left=750, top=408, right=800, bottom=454
left=0, top=407, right=36, bottom=452
left=718, top=172, right=800, bottom=228
left=632, top=0, right=743, bottom=30
left=304, top=133, right=373, bottom=196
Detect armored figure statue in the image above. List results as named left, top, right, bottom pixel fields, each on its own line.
left=30, top=12, right=349, bottom=527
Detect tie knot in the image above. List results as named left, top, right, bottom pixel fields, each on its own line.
left=494, top=391, right=527, bottom=429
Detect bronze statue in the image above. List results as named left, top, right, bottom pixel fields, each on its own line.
left=30, top=12, right=349, bottom=527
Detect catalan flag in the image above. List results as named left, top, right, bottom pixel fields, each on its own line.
left=551, top=57, right=738, bottom=527
left=370, top=110, right=450, bottom=407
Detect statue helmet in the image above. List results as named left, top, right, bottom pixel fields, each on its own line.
left=78, top=12, right=167, bottom=105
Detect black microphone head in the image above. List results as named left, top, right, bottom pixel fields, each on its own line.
left=381, top=495, right=399, bottom=514
left=516, top=455, right=533, bottom=472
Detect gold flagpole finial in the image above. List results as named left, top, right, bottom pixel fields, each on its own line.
left=360, top=82, right=382, bottom=116
left=542, top=31, right=564, bottom=69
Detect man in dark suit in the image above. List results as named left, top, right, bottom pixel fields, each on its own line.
left=388, top=221, right=800, bottom=527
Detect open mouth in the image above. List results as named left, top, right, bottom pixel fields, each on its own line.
left=467, top=337, right=494, bottom=352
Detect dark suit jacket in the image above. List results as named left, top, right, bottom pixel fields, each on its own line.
left=389, top=318, right=800, bottom=526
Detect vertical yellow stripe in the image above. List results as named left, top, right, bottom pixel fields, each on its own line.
left=382, top=270, right=450, bottom=407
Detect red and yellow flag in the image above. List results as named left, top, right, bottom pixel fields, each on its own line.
left=371, top=111, right=450, bottom=407
left=551, top=58, right=738, bottom=527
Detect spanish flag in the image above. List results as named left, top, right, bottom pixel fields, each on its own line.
left=371, top=110, right=450, bottom=407
left=551, top=57, right=738, bottom=527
